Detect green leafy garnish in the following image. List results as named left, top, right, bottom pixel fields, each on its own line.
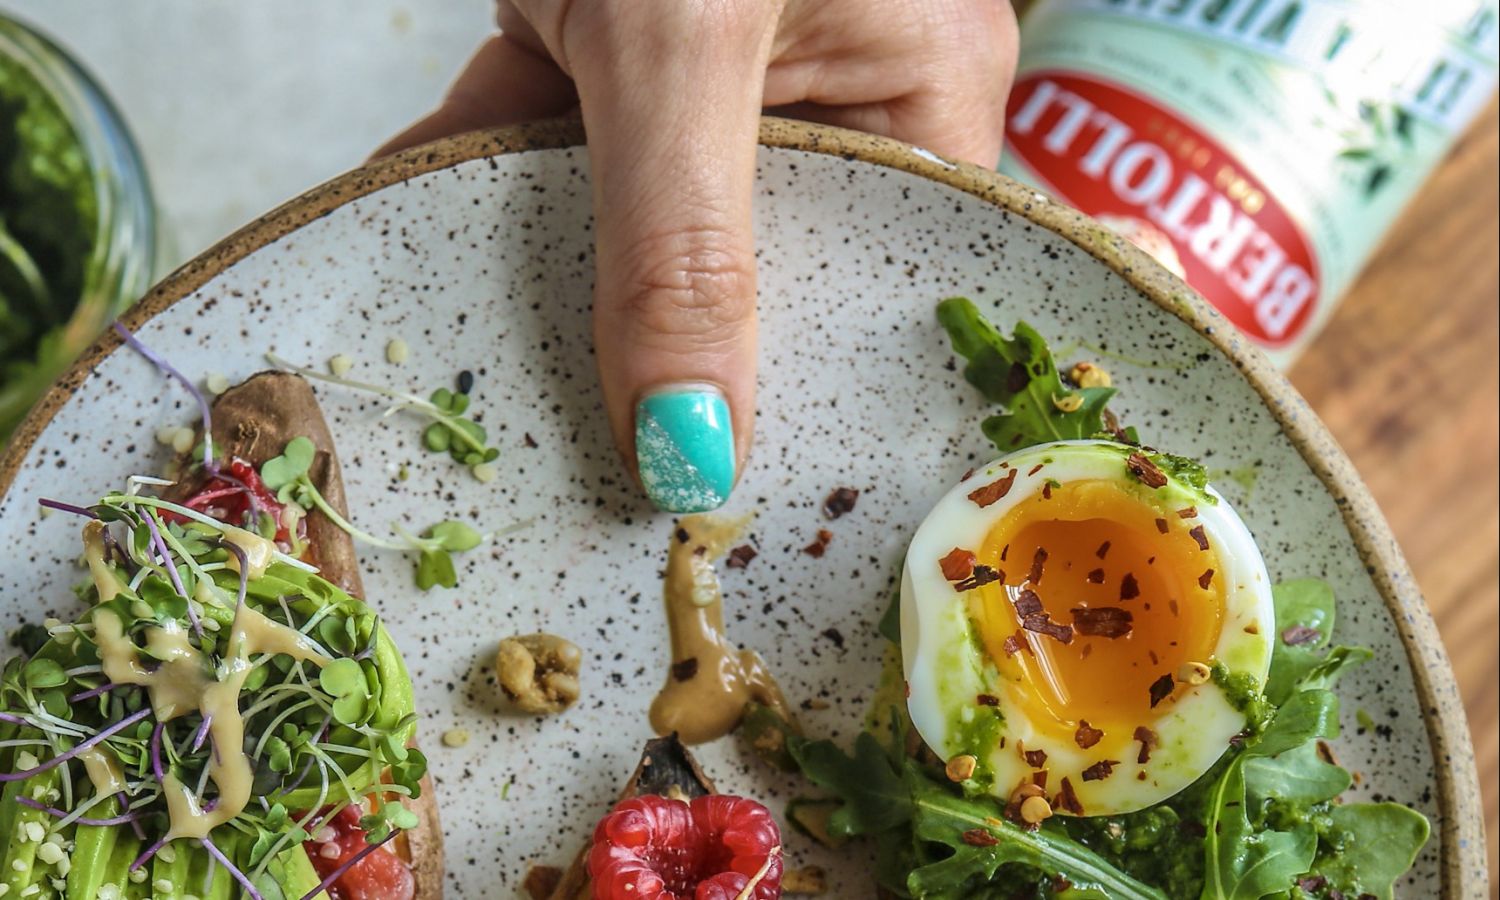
left=319, top=657, right=372, bottom=725
left=937, top=296, right=1116, bottom=451
left=260, top=436, right=501, bottom=591
left=360, top=802, right=420, bottom=843
left=264, top=353, right=502, bottom=479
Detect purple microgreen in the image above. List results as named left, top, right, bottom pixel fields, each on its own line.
left=68, top=682, right=118, bottom=703
left=115, top=323, right=216, bottom=472
left=131, top=835, right=170, bottom=872
left=38, top=498, right=98, bottom=519
left=17, top=796, right=144, bottom=827
left=298, top=829, right=398, bottom=900
left=141, top=509, right=201, bottom=638
left=223, top=539, right=250, bottom=609
left=0, top=706, right=152, bottom=782
left=150, top=721, right=166, bottom=783
left=191, top=715, right=213, bottom=754
left=200, top=834, right=263, bottom=900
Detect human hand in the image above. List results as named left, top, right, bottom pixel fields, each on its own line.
left=379, top=0, right=1018, bottom=512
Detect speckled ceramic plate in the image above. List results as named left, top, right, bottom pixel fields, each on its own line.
left=0, top=119, right=1484, bottom=897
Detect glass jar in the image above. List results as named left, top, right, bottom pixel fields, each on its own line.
left=0, top=13, right=157, bottom=438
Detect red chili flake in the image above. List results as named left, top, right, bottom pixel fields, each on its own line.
left=1155, top=517, right=1170, bottom=534
left=961, top=828, right=999, bottom=847
left=940, top=548, right=977, bottom=581
left=1120, top=573, right=1140, bottom=600
left=1188, top=525, right=1210, bottom=551
left=1028, top=547, right=1048, bottom=584
left=1079, top=643, right=1093, bottom=660
left=693, top=546, right=708, bottom=557
left=977, top=693, right=1000, bottom=707
left=1027, top=463, right=1044, bottom=476
left=1281, top=624, right=1322, bottom=646
left=1071, top=606, right=1133, bottom=638
left=961, top=467, right=975, bottom=481
left=1055, top=778, right=1084, bottom=815
left=1134, top=726, right=1158, bottom=764
left=1084, top=568, right=1105, bottom=584
left=1126, top=453, right=1168, bottom=488
left=1013, top=589, right=1044, bottom=618
left=1002, top=632, right=1027, bottom=657
left=1081, top=760, right=1118, bottom=782
left=1198, top=569, right=1215, bottom=589
left=967, top=468, right=1019, bottom=508
left=1296, top=876, right=1328, bottom=893
left=822, top=487, right=860, bottom=519
left=1169, top=599, right=1180, bottom=617
left=726, top=545, right=757, bottom=569
left=1149, top=674, right=1175, bottom=708
left=1023, top=748, right=1048, bottom=768
left=802, top=529, right=833, bottom=557
left=1042, top=482, right=1054, bottom=500
left=1000, top=544, right=1010, bottom=562
left=1074, top=720, right=1104, bottom=749
left=671, top=657, right=699, bottom=681
left=1023, top=616, right=1075, bottom=644
left=1177, top=506, right=1198, bottom=519
left=523, top=433, right=539, bottom=449
left=955, top=565, right=1002, bottom=592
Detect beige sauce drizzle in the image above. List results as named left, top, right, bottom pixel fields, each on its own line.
left=84, top=529, right=330, bottom=839
left=649, top=514, right=793, bottom=745
left=78, top=748, right=125, bottom=796
left=82, top=521, right=129, bottom=602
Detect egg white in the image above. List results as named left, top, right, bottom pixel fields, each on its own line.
left=900, top=440, right=1274, bottom=815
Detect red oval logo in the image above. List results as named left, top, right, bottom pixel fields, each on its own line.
left=1005, top=71, right=1320, bottom=348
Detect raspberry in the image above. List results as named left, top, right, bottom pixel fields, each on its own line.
left=588, top=794, right=782, bottom=900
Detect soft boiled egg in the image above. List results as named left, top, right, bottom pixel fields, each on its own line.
left=900, top=440, right=1274, bottom=816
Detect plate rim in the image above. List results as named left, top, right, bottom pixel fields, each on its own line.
left=0, top=115, right=1483, bottom=895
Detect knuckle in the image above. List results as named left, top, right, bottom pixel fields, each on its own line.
left=615, top=229, right=757, bottom=343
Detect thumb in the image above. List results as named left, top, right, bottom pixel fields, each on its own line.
left=567, top=3, right=778, bottom=513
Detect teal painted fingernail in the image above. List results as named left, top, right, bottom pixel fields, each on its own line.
left=635, top=384, right=735, bottom=513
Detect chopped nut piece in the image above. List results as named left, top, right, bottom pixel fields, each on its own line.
left=1081, top=760, right=1119, bottom=782
left=1051, top=392, right=1084, bottom=413
left=945, top=755, right=978, bottom=782
left=495, top=633, right=583, bottom=714
left=802, top=529, right=833, bottom=558
left=1069, top=362, right=1112, bottom=389
left=1177, top=661, right=1212, bottom=685
left=1020, top=795, right=1054, bottom=824
left=725, top=544, right=758, bottom=569
left=1149, top=673, right=1175, bottom=707
left=782, top=866, right=828, bottom=895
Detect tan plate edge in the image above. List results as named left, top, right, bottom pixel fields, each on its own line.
left=0, top=115, right=1484, bottom=896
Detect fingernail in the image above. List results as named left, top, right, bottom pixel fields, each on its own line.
left=635, top=384, right=735, bottom=513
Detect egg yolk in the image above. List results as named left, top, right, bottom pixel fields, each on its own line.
left=970, top=478, right=1224, bottom=746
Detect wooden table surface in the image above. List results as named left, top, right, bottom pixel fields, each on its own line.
left=1287, top=98, right=1498, bottom=891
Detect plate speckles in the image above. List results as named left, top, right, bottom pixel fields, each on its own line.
left=0, top=120, right=1481, bottom=897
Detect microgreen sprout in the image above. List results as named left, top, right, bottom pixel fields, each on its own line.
left=265, top=352, right=502, bottom=480
left=114, top=323, right=216, bottom=471
left=261, top=436, right=518, bottom=590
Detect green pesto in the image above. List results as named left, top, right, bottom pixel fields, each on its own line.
left=1212, top=662, right=1274, bottom=735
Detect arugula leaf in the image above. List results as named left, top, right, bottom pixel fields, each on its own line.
left=1313, top=803, right=1431, bottom=900
left=1242, top=743, right=1350, bottom=807
left=1266, top=580, right=1336, bottom=704
left=788, top=731, right=912, bottom=837
left=788, top=731, right=1166, bottom=899
left=1200, top=690, right=1341, bottom=899
left=936, top=297, right=1115, bottom=452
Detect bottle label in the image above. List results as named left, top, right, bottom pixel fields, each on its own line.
left=1001, top=0, right=1499, bottom=365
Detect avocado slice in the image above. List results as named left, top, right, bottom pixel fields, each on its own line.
left=65, top=794, right=125, bottom=897
left=0, top=769, right=60, bottom=893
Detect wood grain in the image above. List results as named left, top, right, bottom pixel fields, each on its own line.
left=1288, top=97, right=1499, bottom=893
